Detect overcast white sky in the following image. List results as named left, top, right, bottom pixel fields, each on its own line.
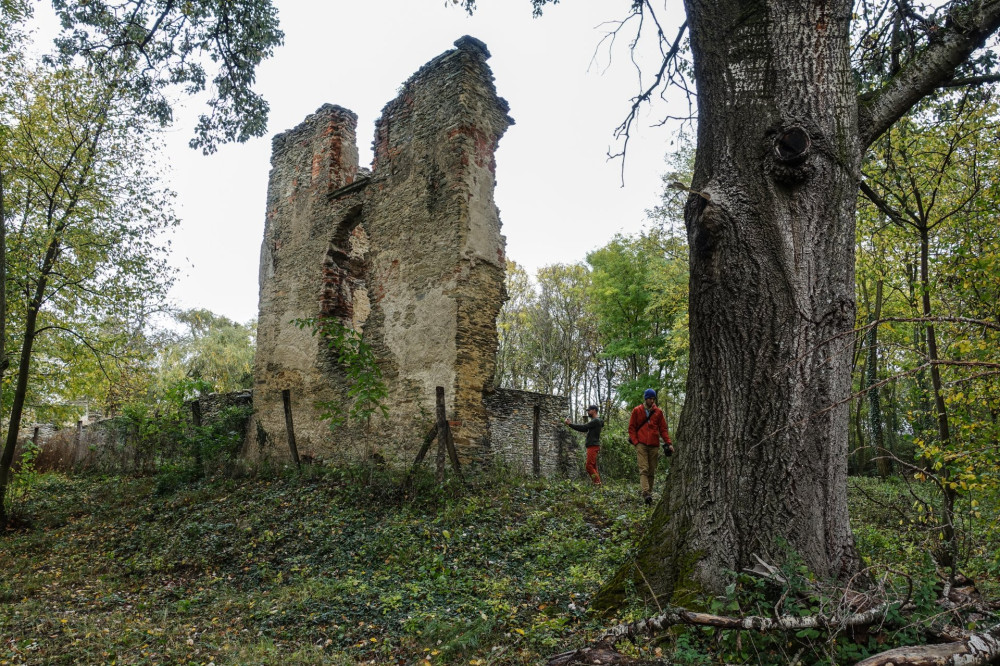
left=38, top=1, right=690, bottom=324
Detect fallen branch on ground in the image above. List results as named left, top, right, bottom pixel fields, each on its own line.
left=597, top=601, right=901, bottom=645
left=854, top=620, right=1000, bottom=666
left=546, top=602, right=901, bottom=666
left=548, top=599, right=1000, bottom=665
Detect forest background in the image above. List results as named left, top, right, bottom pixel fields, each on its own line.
left=2, top=0, right=1000, bottom=664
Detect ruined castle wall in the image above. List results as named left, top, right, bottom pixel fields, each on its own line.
left=249, top=38, right=512, bottom=465
left=249, top=105, right=365, bottom=460
left=362, top=36, right=511, bottom=462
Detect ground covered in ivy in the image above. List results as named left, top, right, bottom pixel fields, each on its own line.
left=2, top=470, right=996, bottom=665
left=1, top=469, right=657, bottom=665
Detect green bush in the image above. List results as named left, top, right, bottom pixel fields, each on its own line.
left=3, top=441, right=40, bottom=525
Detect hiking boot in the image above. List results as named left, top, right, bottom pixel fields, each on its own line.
left=643, top=494, right=653, bottom=506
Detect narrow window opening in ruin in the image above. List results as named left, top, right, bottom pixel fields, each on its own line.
left=320, top=206, right=371, bottom=331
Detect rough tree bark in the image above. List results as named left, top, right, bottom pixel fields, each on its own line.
left=595, top=0, right=1000, bottom=607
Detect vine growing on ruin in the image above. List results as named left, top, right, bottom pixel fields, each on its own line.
left=293, top=317, right=389, bottom=430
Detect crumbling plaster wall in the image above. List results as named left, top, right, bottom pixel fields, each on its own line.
left=249, top=36, right=515, bottom=465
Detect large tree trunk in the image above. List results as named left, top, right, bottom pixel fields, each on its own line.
left=598, top=0, right=861, bottom=605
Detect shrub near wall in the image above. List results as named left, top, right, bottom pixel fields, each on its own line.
left=25, top=391, right=253, bottom=477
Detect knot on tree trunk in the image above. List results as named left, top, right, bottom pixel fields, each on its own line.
left=769, top=125, right=815, bottom=185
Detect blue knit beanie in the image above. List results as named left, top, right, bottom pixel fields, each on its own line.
left=643, top=389, right=657, bottom=400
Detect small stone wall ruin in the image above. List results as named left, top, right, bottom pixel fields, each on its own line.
left=21, top=391, right=253, bottom=474
left=248, top=36, right=573, bottom=476
left=485, top=389, right=576, bottom=477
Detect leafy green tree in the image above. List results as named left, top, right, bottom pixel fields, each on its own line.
left=586, top=230, right=687, bottom=419
left=0, top=66, right=176, bottom=526
left=0, top=0, right=31, bottom=53
left=858, top=94, right=1000, bottom=576
left=46, top=0, right=283, bottom=152
left=530, top=263, right=592, bottom=401
left=495, top=260, right=537, bottom=392
left=155, top=309, right=256, bottom=397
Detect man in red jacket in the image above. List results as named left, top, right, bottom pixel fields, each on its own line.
left=628, top=388, right=673, bottom=505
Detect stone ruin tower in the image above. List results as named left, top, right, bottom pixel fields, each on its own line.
left=249, top=37, right=521, bottom=467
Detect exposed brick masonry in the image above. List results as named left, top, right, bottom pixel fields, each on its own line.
left=248, top=36, right=572, bottom=477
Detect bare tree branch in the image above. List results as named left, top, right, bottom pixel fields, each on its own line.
left=604, top=2, right=688, bottom=184
left=938, top=73, right=1000, bottom=87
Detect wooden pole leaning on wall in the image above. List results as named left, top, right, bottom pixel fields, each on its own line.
left=402, top=423, right=439, bottom=488
left=281, top=389, right=301, bottom=472
left=435, top=387, right=448, bottom=482
left=532, top=404, right=541, bottom=478
left=434, top=386, right=464, bottom=483
left=404, top=388, right=463, bottom=486
left=444, top=419, right=463, bottom=482
left=436, top=386, right=465, bottom=482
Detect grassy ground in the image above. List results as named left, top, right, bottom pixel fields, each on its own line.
left=2, top=467, right=997, bottom=665
left=1, top=467, right=660, bottom=665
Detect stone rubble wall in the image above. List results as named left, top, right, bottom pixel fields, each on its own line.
left=249, top=102, right=366, bottom=462
left=22, top=391, right=252, bottom=474
left=484, top=389, right=577, bottom=478
left=249, top=36, right=514, bottom=467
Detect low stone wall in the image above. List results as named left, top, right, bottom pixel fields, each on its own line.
left=24, top=391, right=253, bottom=473
left=22, top=389, right=587, bottom=480
left=484, top=388, right=577, bottom=478
left=189, top=391, right=252, bottom=426
left=25, top=419, right=135, bottom=473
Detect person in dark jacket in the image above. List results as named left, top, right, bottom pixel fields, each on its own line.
left=628, top=389, right=673, bottom=505
left=565, top=405, right=604, bottom=485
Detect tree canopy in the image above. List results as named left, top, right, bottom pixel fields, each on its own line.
left=2, top=0, right=283, bottom=152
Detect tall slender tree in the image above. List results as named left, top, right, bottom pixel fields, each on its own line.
left=0, top=67, right=176, bottom=525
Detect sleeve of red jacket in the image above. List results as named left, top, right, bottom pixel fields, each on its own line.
left=656, top=409, right=672, bottom=446
left=628, top=407, right=639, bottom=444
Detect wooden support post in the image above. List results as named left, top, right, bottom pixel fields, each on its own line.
left=445, top=423, right=463, bottom=481
left=281, top=389, right=301, bottom=471
left=411, top=424, right=439, bottom=469
left=532, top=404, right=541, bottom=477
left=31, top=427, right=39, bottom=445
left=75, top=420, right=83, bottom=465
left=191, top=400, right=203, bottom=472
left=402, top=424, right=439, bottom=488
left=435, top=387, right=447, bottom=482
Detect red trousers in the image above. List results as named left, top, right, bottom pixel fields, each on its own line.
left=586, top=446, right=601, bottom=485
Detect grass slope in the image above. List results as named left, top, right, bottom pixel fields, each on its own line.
left=1, top=469, right=654, bottom=665
left=2, top=470, right=996, bottom=665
